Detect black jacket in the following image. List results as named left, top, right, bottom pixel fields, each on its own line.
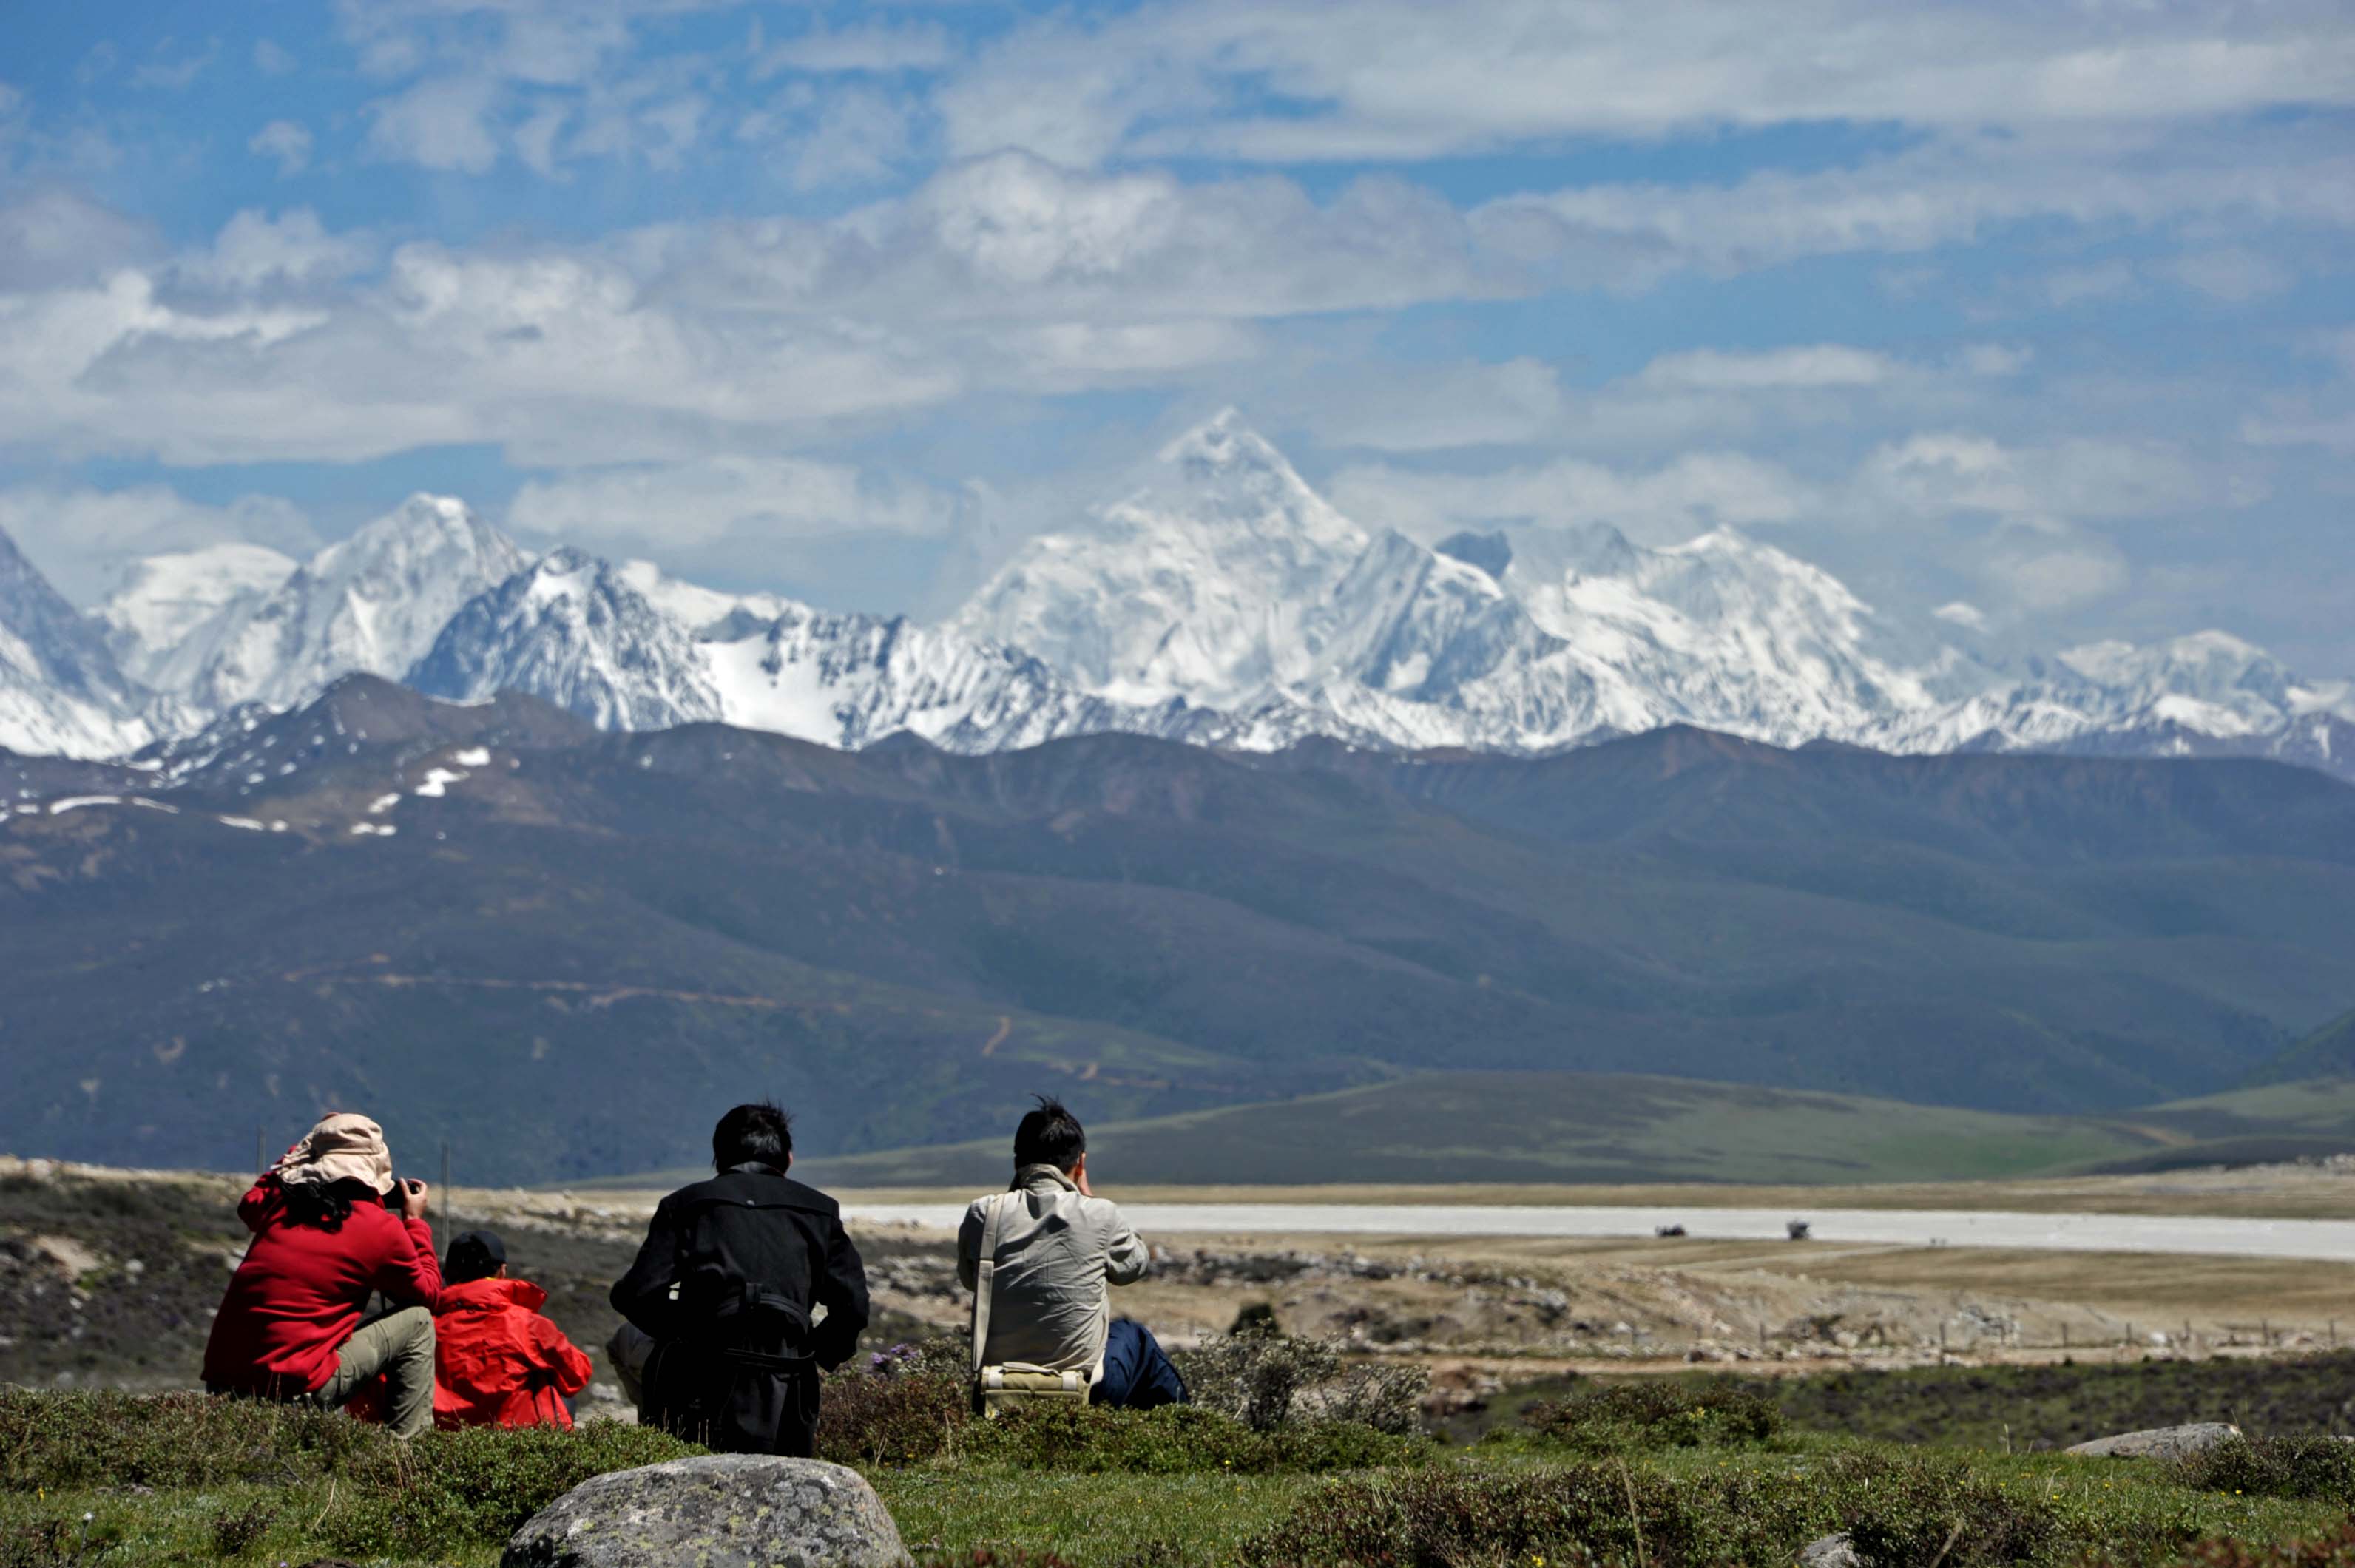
left=612, top=1163, right=870, bottom=1369
left=610, top=1164, right=869, bottom=1455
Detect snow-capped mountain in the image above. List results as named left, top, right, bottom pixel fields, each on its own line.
left=703, top=602, right=1205, bottom=752
left=953, top=413, right=1952, bottom=753
left=93, top=543, right=297, bottom=692
left=957, top=411, right=1560, bottom=719
left=10, top=411, right=2352, bottom=783
left=150, top=496, right=529, bottom=716
left=0, top=524, right=152, bottom=759
left=409, top=549, right=728, bottom=731
left=408, top=544, right=1204, bottom=751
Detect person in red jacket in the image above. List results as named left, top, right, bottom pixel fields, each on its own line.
left=430, top=1229, right=593, bottom=1430
left=200, top=1112, right=441, bottom=1439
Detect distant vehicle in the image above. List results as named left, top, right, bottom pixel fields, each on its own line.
left=1654, top=1223, right=1687, bottom=1237
left=1786, top=1220, right=1812, bottom=1241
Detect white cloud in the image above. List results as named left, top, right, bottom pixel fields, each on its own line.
left=782, top=87, right=916, bottom=190
left=365, top=75, right=502, bottom=173
left=248, top=120, right=314, bottom=178
left=1848, top=433, right=2225, bottom=526
left=2043, top=261, right=2138, bottom=307
left=0, top=484, right=316, bottom=605
left=1933, top=601, right=1990, bottom=632
left=938, top=0, right=2355, bottom=167
left=1635, top=345, right=1894, bottom=391
left=252, top=38, right=298, bottom=76
left=1976, top=521, right=2129, bottom=612
left=1955, top=344, right=2033, bottom=377
left=2167, top=246, right=2294, bottom=301
left=178, top=209, right=370, bottom=291
left=1328, top=450, right=1817, bottom=544
left=132, top=36, right=220, bottom=91
left=509, top=456, right=959, bottom=549
left=760, top=22, right=952, bottom=76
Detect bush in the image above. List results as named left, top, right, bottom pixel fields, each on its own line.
left=207, top=1500, right=276, bottom=1558
left=2104, top=1524, right=2355, bottom=1567
left=962, top=1402, right=1426, bottom=1475
left=1177, top=1326, right=1427, bottom=1435
left=1831, top=1451, right=2061, bottom=1568
left=315, top=1422, right=698, bottom=1559
left=1511, top=1379, right=1785, bottom=1453
left=0, top=1390, right=384, bottom=1492
left=1240, top=1460, right=1819, bottom=1567
left=818, top=1338, right=973, bottom=1467
left=2176, top=1439, right=2355, bottom=1506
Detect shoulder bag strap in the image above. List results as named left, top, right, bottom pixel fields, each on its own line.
left=970, top=1190, right=1013, bottom=1375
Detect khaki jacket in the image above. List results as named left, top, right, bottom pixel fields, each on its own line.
left=958, top=1164, right=1150, bottom=1374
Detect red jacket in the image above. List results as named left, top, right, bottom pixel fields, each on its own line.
left=200, top=1175, right=441, bottom=1396
left=430, top=1277, right=593, bottom=1429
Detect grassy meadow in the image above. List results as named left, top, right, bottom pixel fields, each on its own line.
left=781, top=1072, right=2355, bottom=1192
left=18, top=1351, right=2355, bottom=1565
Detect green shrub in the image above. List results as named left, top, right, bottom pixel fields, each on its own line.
left=315, top=1422, right=698, bottom=1558
left=1177, top=1327, right=1428, bottom=1435
left=2096, top=1523, right=2355, bottom=1567
left=1831, top=1451, right=2061, bottom=1568
left=818, top=1338, right=973, bottom=1467
left=206, top=1500, right=276, bottom=1558
left=1511, top=1379, right=1785, bottom=1453
left=1240, top=1460, right=1818, bottom=1567
left=0, top=1390, right=384, bottom=1492
left=2176, top=1439, right=2355, bottom=1506
left=962, top=1402, right=1427, bottom=1475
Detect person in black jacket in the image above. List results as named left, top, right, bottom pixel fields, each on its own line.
left=607, top=1101, right=869, bottom=1456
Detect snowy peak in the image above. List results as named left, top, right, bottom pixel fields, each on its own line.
left=94, top=542, right=297, bottom=690
left=409, top=548, right=724, bottom=731
left=180, top=494, right=530, bottom=714
left=0, top=524, right=149, bottom=759
left=959, top=410, right=1548, bottom=711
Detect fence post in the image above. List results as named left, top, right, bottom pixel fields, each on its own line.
left=441, top=1142, right=453, bottom=1225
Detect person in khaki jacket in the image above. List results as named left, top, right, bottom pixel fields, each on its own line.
left=958, top=1097, right=1186, bottom=1408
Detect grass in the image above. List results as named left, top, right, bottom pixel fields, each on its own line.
left=782, top=1072, right=2176, bottom=1190
left=16, top=1362, right=2355, bottom=1567
left=788, top=1074, right=2355, bottom=1194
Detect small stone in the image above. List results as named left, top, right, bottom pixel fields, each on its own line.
left=502, top=1454, right=910, bottom=1568
left=2065, top=1422, right=2242, bottom=1460
left=1800, top=1533, right=1861, bottom=1568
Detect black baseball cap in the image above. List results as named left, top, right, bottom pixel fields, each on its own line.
left=445, top=1229, right=507, bottom=1280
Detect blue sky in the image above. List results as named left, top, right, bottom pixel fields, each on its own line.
left=1, top=0, right=2351, bottom=672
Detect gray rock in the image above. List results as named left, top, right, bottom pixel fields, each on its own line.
left=2064, top=1422, right=2242, bottom=1460
left=501, top=1455, right=910, bottom=1568
left=1799, top=1532, right=1861, bottom=1568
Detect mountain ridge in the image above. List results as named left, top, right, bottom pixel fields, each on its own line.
left=0, top=412, right=2347, bottom=780
left=3, top=673, right=2351, bottom=1179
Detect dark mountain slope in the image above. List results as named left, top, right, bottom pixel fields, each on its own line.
left=2246, top=1007, right=2355, bottom=1087
left=2, top=677, right=2351, bottom=1181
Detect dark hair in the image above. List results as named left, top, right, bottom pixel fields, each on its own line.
left=281, top=1177, right=375, bottom=1231
left=713, top=1101, right=794, bottom=1172
left=1013, top=1095, right=1085, bottom=1172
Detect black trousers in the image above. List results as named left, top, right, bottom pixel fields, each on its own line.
left=646, top=1344, right=822, bottom=1456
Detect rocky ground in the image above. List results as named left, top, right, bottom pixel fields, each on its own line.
left=9, top=1155, right=2354, bottom=1428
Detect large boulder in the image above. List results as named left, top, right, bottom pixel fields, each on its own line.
left=501, top=1455, right=910, bottom=1568
left=2065, top=1422, right=2242, bottom=1460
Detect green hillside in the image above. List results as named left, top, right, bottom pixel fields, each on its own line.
left=2241, top=1007, right=2355, bottom=1087
left=793, top=1070, right=2355, bottom=1190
